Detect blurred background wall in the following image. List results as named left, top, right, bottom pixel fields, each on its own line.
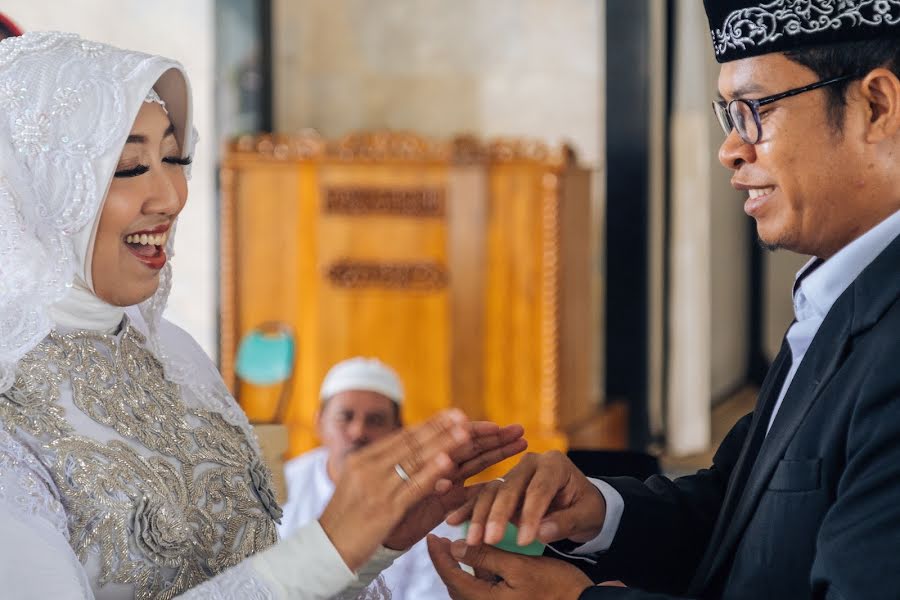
left=272, top=0, right=603, bottom=167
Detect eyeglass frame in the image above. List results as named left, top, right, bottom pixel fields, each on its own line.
left=712, top=73, right=860, bottom=145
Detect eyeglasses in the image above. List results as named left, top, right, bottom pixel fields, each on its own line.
left=712, top=74, right=859, bottom=145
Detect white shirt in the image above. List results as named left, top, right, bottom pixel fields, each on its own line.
left=583, top=208, right=900, bottom=556
left=280, top=447, right=461, bottom=600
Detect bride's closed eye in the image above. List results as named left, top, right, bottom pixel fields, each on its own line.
left=114, top=155, right=193, bottom=178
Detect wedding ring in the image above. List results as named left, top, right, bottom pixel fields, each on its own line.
left=394, top=463, right=411, bottom=483
left=494, top=477, right=506, bottom=483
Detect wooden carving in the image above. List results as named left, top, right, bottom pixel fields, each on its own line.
left=326, top=260, right=449, bottom=291
left=324, top=187, right=445, bottom=218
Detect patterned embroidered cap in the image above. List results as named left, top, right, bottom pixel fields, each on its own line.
left=704, top=0, right=900, bottom=63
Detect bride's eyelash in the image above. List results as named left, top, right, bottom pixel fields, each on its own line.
left=114, top=156, right=193, bottom=178
left=163, top=155, right=193, bottom=166
left=114, top=165, right=149, bottom=178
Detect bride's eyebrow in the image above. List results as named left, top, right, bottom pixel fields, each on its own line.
left=125, top=123, right=176, bottom=145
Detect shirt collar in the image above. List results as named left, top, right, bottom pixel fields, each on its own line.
left=793, top=208, right=900, bottom=322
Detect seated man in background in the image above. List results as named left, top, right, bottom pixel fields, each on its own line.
left=279, top=357, right=460, bottom=599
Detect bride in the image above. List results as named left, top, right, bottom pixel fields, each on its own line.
left=0, top=32, right=526, bottom=599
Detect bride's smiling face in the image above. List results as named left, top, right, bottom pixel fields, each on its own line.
left=92, top=101, right=189, bottom=307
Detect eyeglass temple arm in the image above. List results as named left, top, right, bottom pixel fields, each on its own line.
left=754, top=74, right=859, bottom=108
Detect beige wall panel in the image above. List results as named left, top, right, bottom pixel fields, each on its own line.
left=272, top=0, right=602, bottom=166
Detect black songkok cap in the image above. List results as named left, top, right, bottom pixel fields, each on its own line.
left=704, top=0, right=900, bottom=63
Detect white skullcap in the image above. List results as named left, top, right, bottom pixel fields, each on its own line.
left=320, top=357, right=404, bottom=405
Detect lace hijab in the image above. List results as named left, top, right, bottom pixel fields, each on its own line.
left=0, top=31, right=195, bottom=393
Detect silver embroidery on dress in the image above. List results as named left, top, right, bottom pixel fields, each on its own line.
left=712, top=0, right=900, bottom=57
left=354, top=576, right=393, bottom=600
left=0, top=428, right=69, bottom=537
left=0, top=320, right=281, bottom=600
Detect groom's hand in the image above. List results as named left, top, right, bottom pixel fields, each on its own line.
left=447, top=450, right=606, bottom=547
left=427, top=535, right=593, bottom=600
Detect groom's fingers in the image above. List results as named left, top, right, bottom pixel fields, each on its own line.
left=427, top=535, right=498, bottom=599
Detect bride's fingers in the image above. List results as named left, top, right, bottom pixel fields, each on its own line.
left=394, top=450, right=457, bottom=507
left=367, top=409, right=469, bottom=473
left=455, top=438, right=528, bottom=481
left=449, top=424, right=525, bottom=465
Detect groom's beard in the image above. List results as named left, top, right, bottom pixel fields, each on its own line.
left=758, top=236, right=782, bottom=252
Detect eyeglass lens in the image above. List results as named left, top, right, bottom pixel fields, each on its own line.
left=713, top=102, right=731, bottom=136
left=729, top=100, right=759, bottom=144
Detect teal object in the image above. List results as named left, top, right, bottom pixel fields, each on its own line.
left=235, top=329, right=295, bottom=386
left=462, top=522, right=545, bottom=556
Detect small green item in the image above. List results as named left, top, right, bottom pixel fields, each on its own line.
left=461, top=522, right=545, bottom=556
left=235, top=329, right=294, bottom=386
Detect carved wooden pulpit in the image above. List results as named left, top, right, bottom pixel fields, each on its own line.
left=220, top=132, right=619, bottom=481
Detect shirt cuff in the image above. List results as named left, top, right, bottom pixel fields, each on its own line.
left=251, top=519, right=356, bottom=597
left=569, top=478, right=624, bottom=555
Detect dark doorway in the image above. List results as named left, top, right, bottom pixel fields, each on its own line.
left=605, top=0, right=655, bottom=449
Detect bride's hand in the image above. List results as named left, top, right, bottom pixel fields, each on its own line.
left=318, top=409, right=471, bottom=571
left=382, top=421, right=527, bottom=551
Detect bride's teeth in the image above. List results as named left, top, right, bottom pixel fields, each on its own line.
left=126, top=231, right=168, bottom=245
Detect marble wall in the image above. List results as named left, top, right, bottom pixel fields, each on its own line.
left=3, top=1, right=218, bottom=357
left=272, top=0, right=603, bottom=166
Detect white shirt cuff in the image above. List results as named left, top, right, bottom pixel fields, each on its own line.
left=569, top=478, right=624, bottom=555
left=251, top=519, right=356, bottom=597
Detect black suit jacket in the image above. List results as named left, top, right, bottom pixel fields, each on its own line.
left=572, top=232, right=900, bottom=599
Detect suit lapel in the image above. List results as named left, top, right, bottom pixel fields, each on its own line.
left=699, top=298, right=853, bottom=589
left=687, top=341, right=792, bottom=593
left=719, top=340, right=792, bottom=512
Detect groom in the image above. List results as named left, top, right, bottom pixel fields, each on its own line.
left=429, top=1, right=900, bottom=598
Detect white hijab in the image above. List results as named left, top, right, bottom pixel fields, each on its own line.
left=0, top=31, right=195, bottom=392
left=48, top=89, right=173, bottom=332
